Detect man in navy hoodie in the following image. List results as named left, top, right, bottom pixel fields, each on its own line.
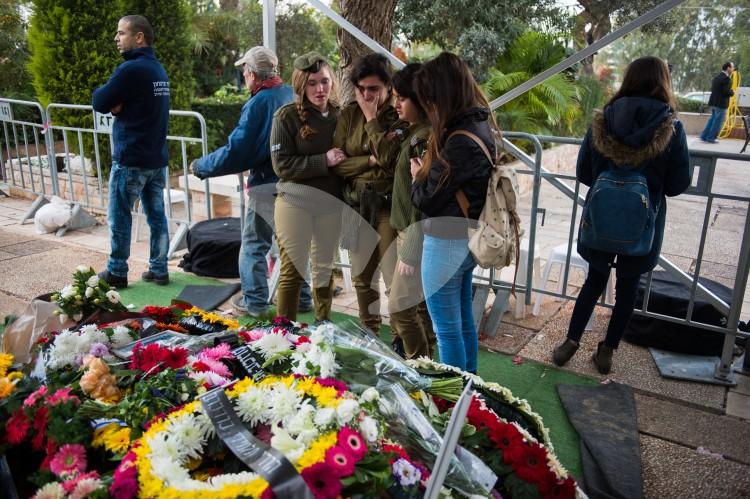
left=93, top=15, right=170, bottom=288
left=190, top=47, right=313, bottom=317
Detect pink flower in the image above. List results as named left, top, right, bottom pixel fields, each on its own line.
left=110, top=451, right=138, bottom=499
left=192, top=356, right=232, bottom=378
left=316, top=378, right=348, bottom=394
left=47, top=387, right=80, bottom=406
left=24, top=385, right=48, bottom=408
left=69, top=477, right=103, bottom=499
left=301, top=462, right=342, bottom=499
left=49, top=444, right=87, bottom=477
left=198, top=343, right=234, bottom=361
left=244, top=329, right=267, bottom=341
left=62, top=471, right=100, bottom=493
left=337, top=427, right=367, bottom=460
left=324, top=445, right=356, bottom=477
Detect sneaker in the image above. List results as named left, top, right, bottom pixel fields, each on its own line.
left=552, top=338, right=579, bottom=367
left=141, top=271, right=169, bottom=286
left=592, top=342, right=614, bottom=375
left=231, top=294, right=268, bottom=318
left=391, top=337, right=406, bottom=358
left=98, top=270, right=128, bottom=289
left=298, top=302, right=314, bottom=313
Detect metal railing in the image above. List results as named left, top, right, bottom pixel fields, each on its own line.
left=478, top=132, right=750, bottom=384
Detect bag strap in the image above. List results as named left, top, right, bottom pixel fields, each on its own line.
left=447, top=129, right=495, bottom=166
left=455, top=189, right=470, bottom=218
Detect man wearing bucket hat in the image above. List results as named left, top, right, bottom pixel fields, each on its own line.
left=190, top=46, right=312, bottom=318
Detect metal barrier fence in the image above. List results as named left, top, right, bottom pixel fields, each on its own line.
left=476, top=132, right=750, bottom=385
left=0, top=97, right=240, bottom=258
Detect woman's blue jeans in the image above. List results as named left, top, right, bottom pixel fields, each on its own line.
left=421, top=235, right=477, bottom=372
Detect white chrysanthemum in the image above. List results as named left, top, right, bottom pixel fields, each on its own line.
left=267, top=384, right=302, bottom=421
left=290, top=352, right=311, bottom=376
left=85, top=286, right=94, bottom=298
left=360, top=387, right=380, bottom=403
left=76, top=265, right=90, bottom=273
left=235, top=386, right=270, bottom=426
left=78, top=323, right=99, bottom=335
left=111, top=326, right=134, bottom=347
left=168, top=414, right=207, bottom=460
left=313, top=407, right=335, bottom=428
left=31, top=481, right=65, bottom=499
left=317, top=349, right=338, bottom=378
left=148, top=433, right=184, bottom=462
left=253, top=333, right=292, bottom=357
left=270, top=425, right=305, bottom=461
left=77, top=328, right=108, bottom=353
left=285, top=403, right=319, bottom=443
left=106, top=290, right=120, bottom=304
left=359, top=416, right=379, bottom=443
left=188, top=370, right=228, bottom=388
left=193, top=412, right=216, bottom=439
left=48, top=330, right=81, bottom=368
left=209, top=471, right=260, bottom=488
left=86, top=275, right=100, bottom=288
left=60, top=285, right=75, bottom=299
left=150, top=456, right=192, bottom=485
left=295, top=342, right=312, bottom=354
left=336, top=398, right=359, bottom=425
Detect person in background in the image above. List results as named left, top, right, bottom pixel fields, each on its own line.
left=552, top=56, right=690, bottom=374
left=410, top=53, right=496, bottom=373
left=270, top=52, right=344, bottom=322
left=388, top=63, right=435, bottom=359
left=699, top=61, right=735, bottom=144
left=333, top=53, right=405, bottom=335
left=93, top=15, right=170, bottom=289
left=190, top=46, right=312, bottom=318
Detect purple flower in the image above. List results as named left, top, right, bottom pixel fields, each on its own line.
left=89, top=342, right=109, bottom=357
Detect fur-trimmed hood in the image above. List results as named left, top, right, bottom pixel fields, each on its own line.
left=591, top=96, right=675, bottom=167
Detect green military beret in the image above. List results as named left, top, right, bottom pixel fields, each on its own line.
left=294, top=52, right=326, bottom=73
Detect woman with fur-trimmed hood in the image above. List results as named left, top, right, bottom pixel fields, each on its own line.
left=552, top=56, right=690, bottom=374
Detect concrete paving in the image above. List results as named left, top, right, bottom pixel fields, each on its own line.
left=2, top=135, right=750, bottom=497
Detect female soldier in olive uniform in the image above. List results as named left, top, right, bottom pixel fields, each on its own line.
left=332, top=53, right=406, bottom=334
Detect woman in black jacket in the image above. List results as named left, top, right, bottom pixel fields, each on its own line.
left=553, top=56, right=691, bottom=374
left=410, top=53, right=496, bottom=373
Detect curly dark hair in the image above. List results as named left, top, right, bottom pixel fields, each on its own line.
left=349, top=53, right=393, bottom=88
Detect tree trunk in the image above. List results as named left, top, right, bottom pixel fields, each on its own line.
left=576, top=0, right=615, bottom=76
left=336, top=0, right=397, bottom=104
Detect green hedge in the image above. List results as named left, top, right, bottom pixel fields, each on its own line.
left=676, top=96, right=705, bottom=113
left=190, top=95, right=247, bottom=153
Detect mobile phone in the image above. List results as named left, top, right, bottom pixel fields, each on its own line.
left=409, top=136, right=427, bottom=159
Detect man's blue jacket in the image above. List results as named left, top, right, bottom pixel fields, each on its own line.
left=92, top=47, right=170, bottom=168
left=193, top=84, right=294, bottom=186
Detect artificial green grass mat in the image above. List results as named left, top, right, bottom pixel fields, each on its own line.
left=117, top=272, right=231, bottom=309
left=119, top=271, right=592, bottom=479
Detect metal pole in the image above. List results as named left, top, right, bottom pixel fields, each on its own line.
left=714, top=201, right=750, bottom=381
left=306, top=0, right=405, bottom=69
left=262, top=0, right=276, bottom=52
left=490, top=0, right=686, bottom=109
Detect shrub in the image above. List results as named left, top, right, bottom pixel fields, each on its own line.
left=676, top=96, right=704, bottom=114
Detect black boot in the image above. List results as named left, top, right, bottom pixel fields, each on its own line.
left=592, top=342, right=614, bottom=374
left=552, top=338, right=579, bottom=366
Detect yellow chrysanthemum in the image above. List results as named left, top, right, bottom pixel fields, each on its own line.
left=103, top=426, right=132, bottom=454
left=0, top=353, right=13, bottom=377
left=296, top=431, right=338, bottom=469
left=0, top=378, right=14, bottom=399
left=184, top=307, right=240, bottom=329
left=227, top=377, right=255, bottom=397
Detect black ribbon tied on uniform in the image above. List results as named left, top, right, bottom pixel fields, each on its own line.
left=200, top=388, right=314, bottom=498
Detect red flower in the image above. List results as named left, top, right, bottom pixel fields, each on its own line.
left=5, top=410, right=30, bottom=445
left=301, top=462, right=343, bottom=498
left=337, top=427, right=367, bottom=460
left=316, top=378, right=348, bottom=394
left=110, top=451, right=139, bottom=499
left=163, top=347, right=189, bottom=369
left=382, top=443, right=409, bottom=462
left=141, top=305, right=175, bottom=323
left=467, top=397, right=499, bottom=432
left=31, top=406, right=49, bottom=451
left=490, top=422, right=525, bottom=463
left=543, top=476, right=576, bottom=499
left=260, top=488, right=276, bottom=499
left=324, top=445, right=356, bottom=477
left=514, top=442, right=551, bottom=485
left=431, top=395, right=454, bottom=414
left=295, top=335, right=311, bottom=345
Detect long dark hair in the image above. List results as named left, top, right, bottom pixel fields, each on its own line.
left=413, top=52, right=498, bottom=181
left=608, top=56, right=677, bottom=111
left=392, top=63, right=426, bottom=119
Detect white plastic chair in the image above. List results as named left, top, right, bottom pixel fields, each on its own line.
left=532, top=243, right=614, bottom=330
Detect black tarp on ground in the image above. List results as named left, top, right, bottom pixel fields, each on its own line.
left=557, top=383, right=643, bottom=499
left=179, top=217, right=241, bottom=278
left=624, top=271, right=732, bottom=356
left=176, top=283, right=241, bottom=311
